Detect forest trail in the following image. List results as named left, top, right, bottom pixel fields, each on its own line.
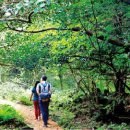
left=0, top=99, right=63, bottom=130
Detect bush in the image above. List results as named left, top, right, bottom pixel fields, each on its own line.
left=0, top=104, right=24, bottom=126
left=97, top=123, right=130, bottom=130
left=0, top=82, right=29, bottom=101
left=19, top=96, right=32, bottom=106
left=49, top=89, right=80, bottom=128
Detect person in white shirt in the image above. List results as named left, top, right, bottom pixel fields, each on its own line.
left=36, top=75, right=52, bottom=127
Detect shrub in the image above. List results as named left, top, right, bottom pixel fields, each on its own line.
left=0, top=104, right=24, bottom=126
left=19, top=96, right=32, bottom=106
left=97, top=123, right=129, bottom=130
left=0, top=82, right=28, bottom=101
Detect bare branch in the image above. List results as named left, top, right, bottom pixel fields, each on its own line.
left=7, top=24, right=80, bottom=32
left=0, top=11, right=34, bottom=23
left=0, top=62, right=12, bottom=67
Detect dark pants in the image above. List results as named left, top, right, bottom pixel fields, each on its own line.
left=39, top=100, right=49, bottom=126
left=33, top=101, right=40, bottom=119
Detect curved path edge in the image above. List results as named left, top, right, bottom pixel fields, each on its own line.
left=0, top=99, right=63, bottom=130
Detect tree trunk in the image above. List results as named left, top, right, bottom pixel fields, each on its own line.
left=58, top=73, right=63, bottom=90
left=115, top=78, right=125, bottom=94
left=58, top=66, right=63, bottom=89
left=114, top=71, right=125, bottom=94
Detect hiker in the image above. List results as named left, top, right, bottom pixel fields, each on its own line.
left=30, top=81, right=41, bottom=120
left=36, top=75, right=52, bottom=127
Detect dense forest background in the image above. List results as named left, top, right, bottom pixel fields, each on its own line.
left=0, top=0, right=130, bottom=129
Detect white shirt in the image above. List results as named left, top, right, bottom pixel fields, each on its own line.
left=36, top=81, right=52, bottom=94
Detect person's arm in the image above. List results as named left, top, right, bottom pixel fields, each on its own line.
left=30, top=92, right=33, bottom=101
left=36, top=83, right=40, bottom=95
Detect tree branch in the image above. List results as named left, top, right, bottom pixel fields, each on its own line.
left=7, top=24, right=80, bottom=33
left=0, top=62, right=12, bottom=67
left=0, top=43, right=14, bottom=49
left=7, top=23, right=130, bottom=49
left=0, top=12, right=34, bottom=23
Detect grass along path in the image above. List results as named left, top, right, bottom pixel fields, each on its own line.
left=0, top=99, right=63, bottom=130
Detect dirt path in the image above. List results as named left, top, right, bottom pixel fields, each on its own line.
left=0, top=99, right=63, bottom=130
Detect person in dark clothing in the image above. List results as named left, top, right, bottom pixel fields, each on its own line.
left=30, top=81, right=41, bottom=120
left=36, top=75, right=52, bottom=127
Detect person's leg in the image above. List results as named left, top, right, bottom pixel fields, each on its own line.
left=35, top=101, right=41, bottom=119
left=39, top=100, right=48, bottom=126
left=43, top=102, right=49, bottom=125
left=39, top=100, right=47, bottom=126
left=33, top=101, right=38, bottom=119
left=46, top=102, right=49, bottom=121
left=37, top=101, right=41, bottom=119
left=39, top=100, right=44, bottom=121
left=38, top=103, right=41, bottom=117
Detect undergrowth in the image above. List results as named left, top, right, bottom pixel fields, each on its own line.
left=0, top=104, right=26, bottom=129
left=0, top=82, right=32, bottom=106
left=50, top=89, right=130, bottom=129
left=19, top=96, right=32, bottom=106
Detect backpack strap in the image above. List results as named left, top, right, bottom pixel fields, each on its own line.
left=40, top=82, right=50, bottom=92
left=39, top=85, right=41, bottom=93
left=44, top=84, right=46, bottom=91
left=38, top=83, right=44, bottom=93
left=45, top=83, right=50, bottom=92
left=48, top=84, right=50, bottom=91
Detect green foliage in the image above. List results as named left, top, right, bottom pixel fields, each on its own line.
left=0, top=81, right=33, bottom=107
left=97, top=123, right=130, bottom=130
left=0, top=104, right=24, bottom=126
left=19, top=96, right=32, bottom=106
left=50, top=89, right=75, bottom=127
left=0, top=0, right=129, bottom=94
left=50, top=88, right=90, bottom=128
left=0, top=82, right=28, bottom=101
left=8, top=41, right=50, bottom=71
left=50, top=89, right=73, bottom=126
left=50, top=88, right=130, bottom=129
left=0, top=0, right=130, bottom=128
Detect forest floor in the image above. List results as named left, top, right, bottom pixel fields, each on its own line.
left=0, top=99, right=63, bottom=130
